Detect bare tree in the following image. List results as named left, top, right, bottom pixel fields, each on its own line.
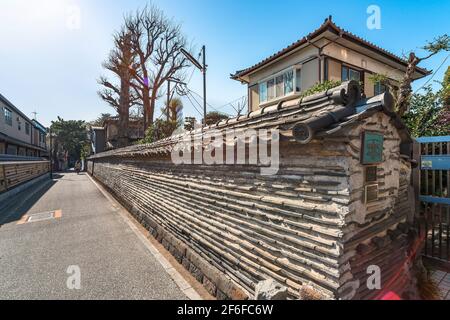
left=396, top=35, right=449, bottom=116
left=125, top=5, right=189, bottom=130
left=98, top=29, right=141, bottom=147
left=230, top=96, right=248, bottom=117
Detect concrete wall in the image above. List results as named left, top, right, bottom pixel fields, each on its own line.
left=301, top=58, right=320, bottom=92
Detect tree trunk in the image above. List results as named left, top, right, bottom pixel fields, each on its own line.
left=142, top=89, right=151, bottom=129
left=397, top=53, right=420, bottom=117
left=149, top=93, right=157, bottom=126
left=117, top=75, right=130, bottom=148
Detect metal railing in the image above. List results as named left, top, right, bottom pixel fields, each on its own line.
left=416, top=136, right=450, bottom=262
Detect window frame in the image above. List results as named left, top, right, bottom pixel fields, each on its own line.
left=4, top=108, right=12, bottom=126
left=257, top=66, right=301, bottom=105
left=374, top=82, right=387, bottom=96
left=341, top=65, right=364, bottom=85
left=341, top=62, right=368, bottom=93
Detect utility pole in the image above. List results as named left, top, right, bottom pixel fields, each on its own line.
left=202, top=45, right=207, bottom=126
left=166, top=78, right=187, bottom=122
left=49, top=127, right=53, bottom=179
left=180, top=46, right=207, bottom=126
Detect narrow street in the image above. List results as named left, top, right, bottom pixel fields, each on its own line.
left=0, top=173, right=191, bottom=300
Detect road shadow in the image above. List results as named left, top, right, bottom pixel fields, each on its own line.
left=51, top=172, right=86, bottom=182
left=0, top=179, right=57, bottom=226
left=51, top=173, right=65, bottom=180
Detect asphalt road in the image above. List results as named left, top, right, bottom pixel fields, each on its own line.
left=0, top=173, right=187, bottom=300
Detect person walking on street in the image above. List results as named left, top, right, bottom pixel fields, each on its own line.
left=74, top=160, right=81, bottom=175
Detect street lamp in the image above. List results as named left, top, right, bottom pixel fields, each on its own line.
left=180, top=46, right=207, bottom=126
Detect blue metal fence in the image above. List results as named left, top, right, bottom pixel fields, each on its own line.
left=416, top=136, right=450, bottom=262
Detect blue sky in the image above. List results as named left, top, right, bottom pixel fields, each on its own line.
left=0, top=0, right=448, bottom=127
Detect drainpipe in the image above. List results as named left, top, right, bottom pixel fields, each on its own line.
left=307, top=37, right=328, bottom=84
left=318, top=47, right=323, bottom=83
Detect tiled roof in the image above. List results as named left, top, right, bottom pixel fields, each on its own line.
left=89, top=81, right=411, bottom=159
left=231, top=16, right=430, bottom=80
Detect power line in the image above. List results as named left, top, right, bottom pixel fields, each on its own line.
left=414, top=54, right=450, bottom=94
left=184, top=92, right=204, bottom=118
left=188, top=89, right=233, bottom=116
left=188, top=91, right=203, bottom=110
left=188, top=87, right=248, bottom=116
left=217, top=95, right=247, bottom=111
left=188, top=89, right=217, bottom=111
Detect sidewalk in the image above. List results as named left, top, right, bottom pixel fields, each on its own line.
left=430, top=269, right=450, bottom=300
left=0, top=172, right=195, bottom=300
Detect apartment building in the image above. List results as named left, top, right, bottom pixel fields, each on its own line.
left=232, top=17, right=430, bottom=112
left=0, top=93, right=48, bottom=157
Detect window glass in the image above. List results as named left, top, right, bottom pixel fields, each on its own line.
left=284, top=70, right=294, bottom=95
left=374, top=82, right=386, bottom=95
left=349, top=69, right=361, bottom=82
left=259, top=68, right=298, bottom=104
left=259, top=82, right=267, bottom=103
left=342, top=66, right=361, bottom=82
left=295, top=69, right=302, bottom=92
left=6, top=145, right=17, bottom=155
left=4, top=108, right=12, bottom=126
left=342, top=66, right=349, bottom=81
left=25, top=123, right=30, bottom=135
left=276, top=75, right=284, bottom=98
left=267, top=79, right=275, bottom=100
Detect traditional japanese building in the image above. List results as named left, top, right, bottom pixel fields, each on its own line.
left=231, top=16, right=429, bottom=113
